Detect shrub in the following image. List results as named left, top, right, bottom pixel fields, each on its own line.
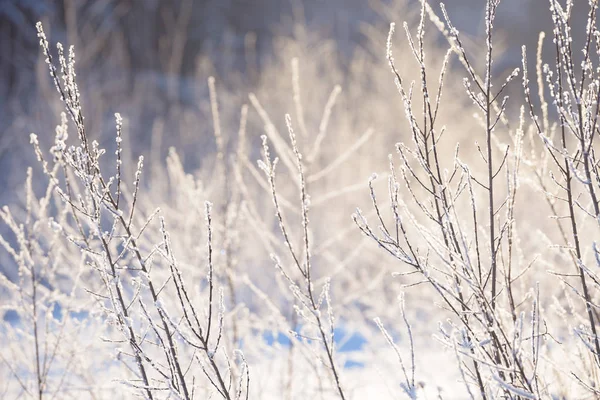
left=2, top=0, right=600, bottom=399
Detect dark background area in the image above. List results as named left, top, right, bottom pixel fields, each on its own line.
left=0, top=0, right=568, bottom=108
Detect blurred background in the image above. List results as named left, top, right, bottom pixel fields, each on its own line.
left=0, top=0, right=589, bottom=188
left=0, top=0, right=592, bottom=326
left=0, top=0, right=594, bottom=324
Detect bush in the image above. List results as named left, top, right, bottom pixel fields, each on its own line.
left=2, top=0, right=600, bottom=399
